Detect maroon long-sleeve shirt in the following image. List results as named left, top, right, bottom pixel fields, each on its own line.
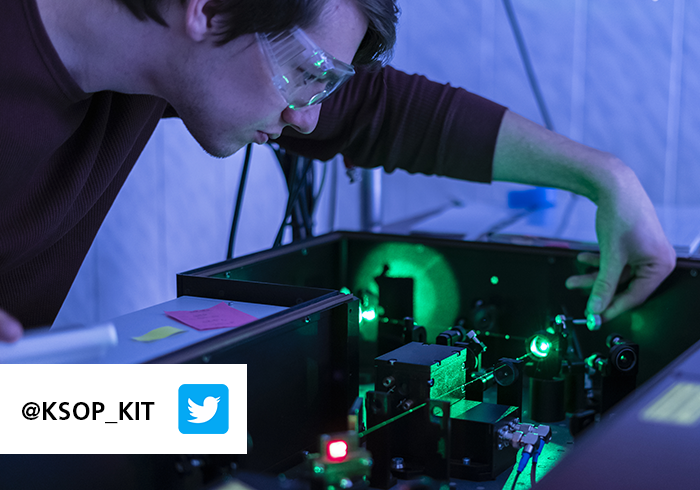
left=1, top=0, right=506, bottom=327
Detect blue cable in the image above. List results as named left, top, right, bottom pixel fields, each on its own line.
left=533, top=439, right=546, bottom=463
left=531, top=439, right=547, bottom=486
left=517, top=450, right=531, bottom=473
left=511, top=450, right=531, bottom=490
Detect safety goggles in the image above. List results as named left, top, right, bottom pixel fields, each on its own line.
left=256, top=27, right=355, bottom=109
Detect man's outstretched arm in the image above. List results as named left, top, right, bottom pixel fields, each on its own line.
left=492, top=109, right=676, bottom=321
left=0, top=309, right=23, bottom=342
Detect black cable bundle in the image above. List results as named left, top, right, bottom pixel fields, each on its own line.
left=271, top=145, right=317, bottom=248
left=226, top=143, right=330, bottom=258
left=227, top=144, right=253, bottom=260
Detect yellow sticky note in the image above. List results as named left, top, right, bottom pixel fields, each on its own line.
left=132, top=326, right=186, bottom=342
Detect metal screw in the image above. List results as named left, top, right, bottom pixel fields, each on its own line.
left=571, top=315, right=602, bottom=331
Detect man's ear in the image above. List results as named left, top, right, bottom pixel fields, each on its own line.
left=185, top=0, right=217, bottom=42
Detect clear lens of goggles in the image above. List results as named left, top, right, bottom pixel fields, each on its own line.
left=256, top=28, right=355, bottom=109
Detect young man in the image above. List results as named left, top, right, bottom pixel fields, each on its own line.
left=0, top=0, right=675, bottom=341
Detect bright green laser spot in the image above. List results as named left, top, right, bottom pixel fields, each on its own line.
left=339, top=287, right=351, bottom=295
left=361, top=309, right=376, bottom=322
left=490, top=276, right=499, bottom=285
left=530, top=336, right=551, bottom=358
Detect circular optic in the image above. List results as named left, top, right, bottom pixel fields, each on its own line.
left=614, top=348, right=637, bottom=371
left=530, top=336, right=551, bottom=358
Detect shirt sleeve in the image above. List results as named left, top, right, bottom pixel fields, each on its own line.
left=275, top=65, right=507, bottom=183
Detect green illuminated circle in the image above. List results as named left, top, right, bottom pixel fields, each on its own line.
left=530, top=336, right=551, bottom=358
left=353, top=243, right=459, bottom=341
left=490, top=276, right=499, bottom=285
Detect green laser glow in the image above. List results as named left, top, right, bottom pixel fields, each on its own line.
left=353, top=243, right=459, bottom=341
left=339, top=287, right=351, bottom=295
left=358, top=402, right=427, bottom=438
left=361, top=309, right=376, bottom=322
left=530, top=336, right=551, bottom=358
left=587, top=314, right=599, bottom=330
left=490, top=276, right=499, bottom=285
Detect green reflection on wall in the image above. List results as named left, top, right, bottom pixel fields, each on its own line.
left=352, top=242, right=459, bottom=341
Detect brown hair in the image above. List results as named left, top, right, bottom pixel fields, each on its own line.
left=116, top=0, right=398, bottom=65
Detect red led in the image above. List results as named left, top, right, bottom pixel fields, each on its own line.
left=327, top=440, right=349, bottom=461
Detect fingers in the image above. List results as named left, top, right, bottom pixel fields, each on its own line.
left=566, top=263, right=632, bottom=291
left=566, top=252, right=601, bottom=289
left=602, top=261, right=675, bottom=321
left=566, top=252, right=675, bottom=322
left=0, top=309, right=23, bottom=343
left=575, top=252, right=600, bottom=267
left=584, top=247, right=627, bottom=319
left=565, top=272, right=597, bottom=290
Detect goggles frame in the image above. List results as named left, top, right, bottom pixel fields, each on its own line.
left=256, top=27, right=355, bottom=109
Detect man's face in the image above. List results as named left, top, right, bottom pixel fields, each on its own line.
left=172, top=0, right=369, bottom=158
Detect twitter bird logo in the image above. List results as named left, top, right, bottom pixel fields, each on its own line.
left=188, top=396, right=220, bottom=423
left=178, top=384, right=229, bottom=434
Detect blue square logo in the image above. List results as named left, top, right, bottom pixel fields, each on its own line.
left=178, top=384, right=229, bottom=434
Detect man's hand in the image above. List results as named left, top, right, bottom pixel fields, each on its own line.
left=0, top=309, right=23, bottom=342
left=492, top=110, right=675, bottom=323
left=564, top=172, right=676, bottom=321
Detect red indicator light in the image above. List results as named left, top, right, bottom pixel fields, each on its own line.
left=327, top=440, right=349, bottom=461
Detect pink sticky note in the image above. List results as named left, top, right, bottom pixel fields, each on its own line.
left=164, top=302, right=258, bottom=331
